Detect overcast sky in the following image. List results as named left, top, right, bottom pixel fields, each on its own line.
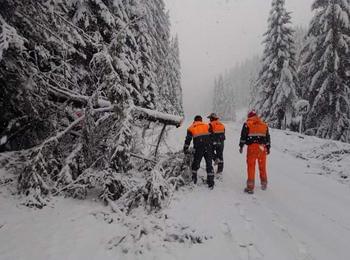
left=164, top=0, right=314, bottom=118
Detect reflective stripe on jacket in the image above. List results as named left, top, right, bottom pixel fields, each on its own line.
left=188, top=121, right=210, bottom=137
left=209, top=120, right=225, bottom=134
left=209, top=120, right=226, bottom=142
left=184, top=121, right=211, bottom=149
left=239, top=116, right=271, bottom=148
left=246, top=117, right=268, bottom=137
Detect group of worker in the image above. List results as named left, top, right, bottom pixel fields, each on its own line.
left=183, top=110, right=270, bottom=194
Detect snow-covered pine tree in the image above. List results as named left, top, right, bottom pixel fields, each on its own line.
left=299, top=0, right=350, bottom=142
left=157, top=35, right=183, bottom=115
left=125, top=0, right=157, bottom=110
left=167, top=36, right=183, bottom=115
left=1, top=0, right=185, bottom=208
left=124, top=0, right=183, bottom=115
left=89, top=46, right=134, bottom=173
left=145, top=0, right=181, bottom=115
left=294, top=26, right=308, bottom=97
left=0, top=0, right=116, bottom=150
left=108, top=0, right=150, bottom=108
left=252, top=0, right=298, bottom=129
left=294, top=26, right=308, bottom=67
left=272, top=60, right=297, bottom=129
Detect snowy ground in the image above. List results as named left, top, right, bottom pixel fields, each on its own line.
left=1, top=122, right=350, bottom=260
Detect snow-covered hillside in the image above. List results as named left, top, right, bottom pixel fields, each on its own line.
left=1, top=122, right=350, bottom=260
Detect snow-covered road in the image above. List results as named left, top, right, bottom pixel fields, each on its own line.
left=1, top=122, right=350, bottom=260
left=165, top=122, right=350, bottom=260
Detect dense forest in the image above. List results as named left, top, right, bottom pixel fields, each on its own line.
left=212, top=0, right=350, bottom=143
left=0, top=0, right=184, bottom=208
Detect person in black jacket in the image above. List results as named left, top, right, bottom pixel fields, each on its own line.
left=208, top=113, right=226, bottom=173
left=183, top=115, right=214, bottom=189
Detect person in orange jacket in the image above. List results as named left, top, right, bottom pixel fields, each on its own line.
left=183, top=115, right=214, bottom=189
left=208, top=113, right=225, bottom=174
left=239, top=110, right=271, bottom=194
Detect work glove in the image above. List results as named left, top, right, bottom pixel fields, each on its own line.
left=183, top=145, right=189, bottom=154
left=266, top=147, right=270, bottom=155
left=239, top=147, right=243, bottom=154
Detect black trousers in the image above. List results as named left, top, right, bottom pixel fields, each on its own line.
left=191, top=145, right=214, bottom=186
left=213, top=142, right=224, bottom=172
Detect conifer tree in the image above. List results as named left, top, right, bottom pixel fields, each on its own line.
left=167, top=36, right=183, bottom=114
left=129, top=0, right=183, bottom=114
left=0, top=0, right=184, bottom=206
left=0, top=0, right=183, bottom=151
left=299, top=0, right=350, bottom=142
left=127, top=0, right=157, bottom=109
left=252, top=0, right=298, bottom=129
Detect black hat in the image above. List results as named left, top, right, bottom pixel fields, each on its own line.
left=194, top=115, right=203, bottom=121
left=207, top=113, right=219, bottom=119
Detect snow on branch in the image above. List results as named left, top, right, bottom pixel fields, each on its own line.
left=47, top=85, right=184, bottom=127
left=133, top=107, right=183, bottom=127
left=47, top=84, right=111, bottom=108
left=0, top=15, right=27, bottom=61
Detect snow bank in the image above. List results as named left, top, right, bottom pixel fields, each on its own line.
left=270, top=128, right=350, bottom=185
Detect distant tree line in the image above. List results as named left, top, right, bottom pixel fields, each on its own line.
left=212, top=56, right=260, bottom=121
left=213, top=0, right=350, bottom=143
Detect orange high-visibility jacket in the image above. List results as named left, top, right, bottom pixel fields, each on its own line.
left=184, top=121, right=211, bottom=149
left=246, top=117, right=268, bottom=137
left=239, top=116, right=271, bottom=148
left=209, top=120, right=226, bottom=142
left=188, top=121, right=210, bottom=137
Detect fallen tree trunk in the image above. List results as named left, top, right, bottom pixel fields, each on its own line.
left=133, top=107, right=183, bottom=127
left=18, top=85, right=184, bottom=208
left=47, top=85, right=184, bottom=127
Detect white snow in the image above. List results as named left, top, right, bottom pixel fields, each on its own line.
left=1, top=123, right=350, bottom=259
left=0, top=136, right=7, bottom=146
left=135, top=106, right=184, bottom=126
left=0, top=16, right=26, bottom=61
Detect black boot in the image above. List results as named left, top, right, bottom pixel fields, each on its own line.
left=217, top=162, right=224, bottom=174
left=207, top=174, right=214, bottom=189
left=192, top=172, right=198, bottom=184
left=244, top=187, right=254, bottom=194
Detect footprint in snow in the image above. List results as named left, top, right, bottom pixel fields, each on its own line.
left=238, top=242, right=264, bottom=260
left=221, top=222, right=233, bottom=240
left=234, top=205, right=255, bottom=238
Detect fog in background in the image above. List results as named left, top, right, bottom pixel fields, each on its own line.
left=164, top=0, right=314, bottom=120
